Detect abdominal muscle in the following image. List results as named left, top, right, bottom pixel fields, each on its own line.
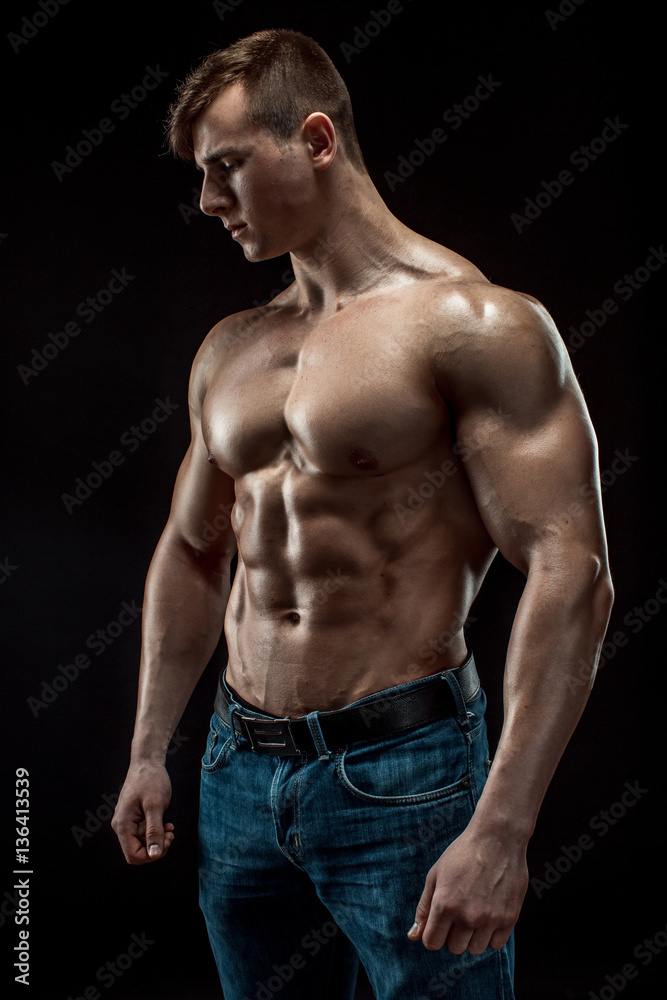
left=222, top=447, right=496, bottom=717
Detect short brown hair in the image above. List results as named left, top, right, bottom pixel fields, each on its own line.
left=166, top=29, right=366, bottom=171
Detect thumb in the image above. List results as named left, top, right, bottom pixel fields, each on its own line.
left=144, top=808, right=165, bottom=860
left=407, top=871, right=435, bottom=941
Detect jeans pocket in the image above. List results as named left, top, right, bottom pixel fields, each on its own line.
left=335, top=715, right=471, bottom=806
left=201, top=714, right=234, bottom=773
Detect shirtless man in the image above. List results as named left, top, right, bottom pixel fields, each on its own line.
left=112, top=28, right=614, bottom=999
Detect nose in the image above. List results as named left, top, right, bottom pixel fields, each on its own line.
left=199, top=168, right=234, bottom=217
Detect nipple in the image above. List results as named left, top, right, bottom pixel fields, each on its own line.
left=348, top=447, right=378, bottom=471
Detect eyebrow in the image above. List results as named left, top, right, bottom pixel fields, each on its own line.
left=195, top=146, right=243, bottom=169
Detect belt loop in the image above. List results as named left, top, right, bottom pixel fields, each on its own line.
left=306, top=712, right=331, bottom=761
left=227, top=704, right=240, bottom=750
left=442, top=667, right=470, bottom=728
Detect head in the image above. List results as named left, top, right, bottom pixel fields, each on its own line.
left=168, top=29, right=365, bottom=171
left=166, top=29, right=367, bottom=260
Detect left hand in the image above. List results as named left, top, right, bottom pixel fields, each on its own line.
left=407, top=824, right=529, bottom=954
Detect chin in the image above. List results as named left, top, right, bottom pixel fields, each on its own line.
left=243, top=243, right=288, bottom=263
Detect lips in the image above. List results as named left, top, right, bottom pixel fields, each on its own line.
left=227, top=222, right=247, bottom=238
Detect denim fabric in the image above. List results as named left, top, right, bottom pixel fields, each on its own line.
left=198, top=661, right=515, bottom=1000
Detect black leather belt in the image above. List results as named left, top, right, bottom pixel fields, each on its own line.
left=214, top=653, right=480, bottom=756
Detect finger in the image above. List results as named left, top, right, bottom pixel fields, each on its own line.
left=160, top=825, right=176, bottom=856
left=128, top=835, right=154, bottom=864
left=147, top=823, right=175, bottom=859
left=417, top=894, right=456, bottom=952
left=115, top=825, right=153, bottom=866
left=407, top=870, right=437, bottom=942
left=444, top=924, right=476, bottom=955
left=128, top=820, right=173, bottom=864
left=464, top=928, right=493, bottom=956
left=444, top=910, right=492, bottom=955
left=489, top=925, right=513, bottom=950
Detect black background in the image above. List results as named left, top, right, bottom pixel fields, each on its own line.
left=2, top=1, right=664, bottom=997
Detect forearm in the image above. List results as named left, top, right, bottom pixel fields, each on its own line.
left=471, top=555, right=614, bottom=842
left=130, top=531, right=232, bottom=765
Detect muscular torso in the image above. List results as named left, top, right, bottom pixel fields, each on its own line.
left=201, top=252, right=498, bottom=716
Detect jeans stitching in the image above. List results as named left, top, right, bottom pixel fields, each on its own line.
left=270, top=759, right=307, bottom=870
left=336, top=750, right=471, bottom=806
left=201, top=733, right=234, bottom=773
left=293, top=758, right=307, bottom=859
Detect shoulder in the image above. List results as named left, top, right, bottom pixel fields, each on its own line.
left=425, top=273, right=560, bottom=349
left=187, top=291, right=294, bottom=413
left=398, top=241, right=567, bottom=379
left=422, top=276, right=575, bottom=411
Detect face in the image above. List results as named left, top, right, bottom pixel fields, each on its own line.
left=192, top=83, right=324, bottom=262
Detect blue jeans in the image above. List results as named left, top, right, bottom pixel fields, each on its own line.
left=198, top=659, right=515, bottom=999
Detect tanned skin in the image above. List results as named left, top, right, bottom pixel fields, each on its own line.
left=112, top=82, right=613, bottom=957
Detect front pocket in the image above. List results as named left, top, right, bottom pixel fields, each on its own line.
left=201, top=715, right=235, bottom=773
left=335, top=715, right=471, bottom=805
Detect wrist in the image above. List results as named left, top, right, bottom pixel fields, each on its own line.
left=468, top=796, right=535, bottom=847
left=129, top=739, right=169, bottom=767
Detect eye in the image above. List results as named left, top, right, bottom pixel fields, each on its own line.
left=221, top=161, right=239, bottom=174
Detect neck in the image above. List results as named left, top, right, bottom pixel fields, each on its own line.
left=289, top=163, right=418, bottom=315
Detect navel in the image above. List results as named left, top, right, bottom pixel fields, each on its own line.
left=285, top=611, right=301, bottom=624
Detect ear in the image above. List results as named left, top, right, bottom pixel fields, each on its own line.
left=301, top=112, right=337, bottom=170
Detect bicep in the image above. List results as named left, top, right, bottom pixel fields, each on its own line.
left=459, top=388, right=605, bottom=573
left=444, top=298, right=609, bottom=575
left=163, top=415, right=237, bottom=565
left=160, top=346, right=237, bottom=567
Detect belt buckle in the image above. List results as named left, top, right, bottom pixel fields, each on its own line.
left=239, top=715, right=300, bottom=755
